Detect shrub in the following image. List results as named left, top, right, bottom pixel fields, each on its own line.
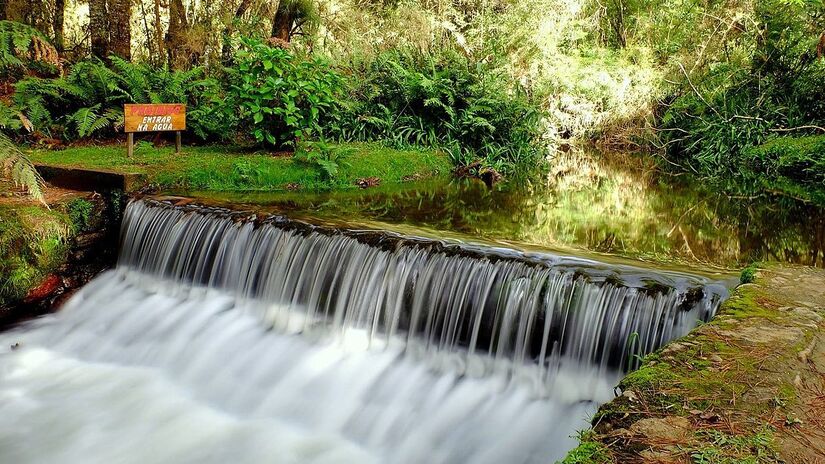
left=12, top=57, right=229, bottom=141
left=326, top=48, right=544, bottom=174
left=294, top=140, right=354, bottom=182
left=658, top=0, right=825, bottom=192
left=0, top=21, right=59, bottom=78
left=232, top=38, right=343, bottom=148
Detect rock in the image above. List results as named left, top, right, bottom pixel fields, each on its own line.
left=798, top=340, right=816, bottom=363
left=623, top=389, right=639, bottom=402
left=709, top=354, right=723, bottom=363
left=639, top=449, right=682, bottom=463
left=629, top=417, right=692, bottom=444
left=23, top=274, right=63, bottom=303
left=717, top=325, right=804, bottom=345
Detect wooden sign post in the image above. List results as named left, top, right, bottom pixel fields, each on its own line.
left=124, top=104, right=187, bottom=157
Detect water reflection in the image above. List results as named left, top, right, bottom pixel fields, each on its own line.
left=179, top=150, right=825, bottom=270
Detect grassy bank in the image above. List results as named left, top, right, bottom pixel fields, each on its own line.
left=562, top=265, right=825, bottom=463
left=27, top=143, right=452, bottom=192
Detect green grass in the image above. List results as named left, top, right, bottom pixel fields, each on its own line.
left=0, top=204, right=73, bottom=306
left=27, top=142, right=451, bottom=191
left=559, top=430, right=611, bottom=463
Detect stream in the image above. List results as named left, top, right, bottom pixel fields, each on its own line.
left=1, top=151, right=822, bottom=463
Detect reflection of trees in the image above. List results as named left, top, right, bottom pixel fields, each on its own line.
left=208, top=154, right=825, bottom=269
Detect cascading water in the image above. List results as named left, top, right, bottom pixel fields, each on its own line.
left=0, top=199, right=728, bottom=463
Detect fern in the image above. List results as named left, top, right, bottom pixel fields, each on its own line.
left=0, top=103, right=24, bottom=131
left=0, top=21, right=58, bottom=75
left=13, top=54, right=223, bottom=140
left=0, top=133, right=45, bottom=203
left=108, top=55, right=150, bottom=103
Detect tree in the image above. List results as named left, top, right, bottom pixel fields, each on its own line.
left=89, top=0, right=109, bottom=59
left=222, top=0, right=252, bottom=64
left=166, top=0, right=189, bottom=68
left=271, top=0, right=294, bottom=42
left=153, top=0, right=164, bottom=64
left=109, top=0, right=132, bottom=59
left=53, top=0, right=65, bottom=53
left=271, top=0, right=316, bottom=43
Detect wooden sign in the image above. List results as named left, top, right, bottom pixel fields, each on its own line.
left=124, top=104, right=186, bottom=132
left=123, top=104, right=186, bottom=157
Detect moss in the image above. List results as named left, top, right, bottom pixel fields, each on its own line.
left=66, top=198, right=94, bottom=233
left=27, top=143, right=451, bottom=192
left=0, top=204, right=74, bottom=305
left=718, top=286, right=780, bottom=322
left=559, top=431, right=612, bottom=464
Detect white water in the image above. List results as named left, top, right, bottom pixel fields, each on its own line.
left=0, top=272, right=612, bottom=463
left=0, top=200, right=726, bottom=463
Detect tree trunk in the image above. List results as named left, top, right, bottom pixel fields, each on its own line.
left=109, top=0, right=132, bottom=59
left=166, top=0, right=189, bottom=69
left=154, top=0, right=164, bottom=63
left=89, top=0, right=109, bottom=60
left=0, top=0, right=6, bottom=21
left=53, top=0, right=65, bottom=53
left=271, top=0, right=295, bottom=42
left=222, top=0, right=252, bottom=64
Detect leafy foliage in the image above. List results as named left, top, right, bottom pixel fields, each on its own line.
left=326, top=49, right=544, bottom=174
left=231, top=38, right=343, bottom=148
left=294, top=140, right=354, bottom=181
left=14, top=56, right=228, bottom=140
left=0, top=133, right=45, bottom=202
left=658, top=0, right=825, bottom=192
left=0, top=20, right=59, bottom=77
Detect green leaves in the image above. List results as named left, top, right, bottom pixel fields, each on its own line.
left=294, top=140, right=353, bottom=182
left=231, top=38, right=343, bottom=149
left=0, top=133, right=45, bottom=203
left=324, top=48, right=543, bottom=174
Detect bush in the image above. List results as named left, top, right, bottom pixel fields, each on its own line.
left=658, top=0, right=825, bottom=192
left=232, top=38, right=343, bottom=148
left=325, top=49, right=544, bottom=174
left=11, top=57, right=229, bottom=141
left=745, top=135, right=825, bottom=185
left=0, top=21, right=59, bottom=78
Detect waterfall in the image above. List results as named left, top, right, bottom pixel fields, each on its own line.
left=0, top=199, right=727, bottom=464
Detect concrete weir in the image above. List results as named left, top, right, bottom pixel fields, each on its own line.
left=35, top=164, right=146, bottom=192
left=565, top=265, right=825, bottom=463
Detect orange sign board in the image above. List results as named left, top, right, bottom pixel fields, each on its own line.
left=124, top=104, right=186, bottom=133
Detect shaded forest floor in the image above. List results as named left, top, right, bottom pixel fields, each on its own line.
left=564, top=265, right=825, bottom=463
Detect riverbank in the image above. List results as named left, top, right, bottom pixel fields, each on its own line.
left=562, top=264, right=825, bottom=463
left=26, top=142, right=451, bottom=192
left=0, top=183, right=120, bottom=327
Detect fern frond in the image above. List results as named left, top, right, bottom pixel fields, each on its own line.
left=0, top=20, right=58, bottom=72
left=109, top=55, right=150, bottom=103
left=0, top=133, right=45, bottom=203
left=69, top=104, right=102, bottom=138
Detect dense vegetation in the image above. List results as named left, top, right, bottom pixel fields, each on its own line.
left=0, top=0, right=824, bottom=195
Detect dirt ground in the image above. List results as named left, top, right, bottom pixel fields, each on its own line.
left=0, top=178, right=85, bottom=206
